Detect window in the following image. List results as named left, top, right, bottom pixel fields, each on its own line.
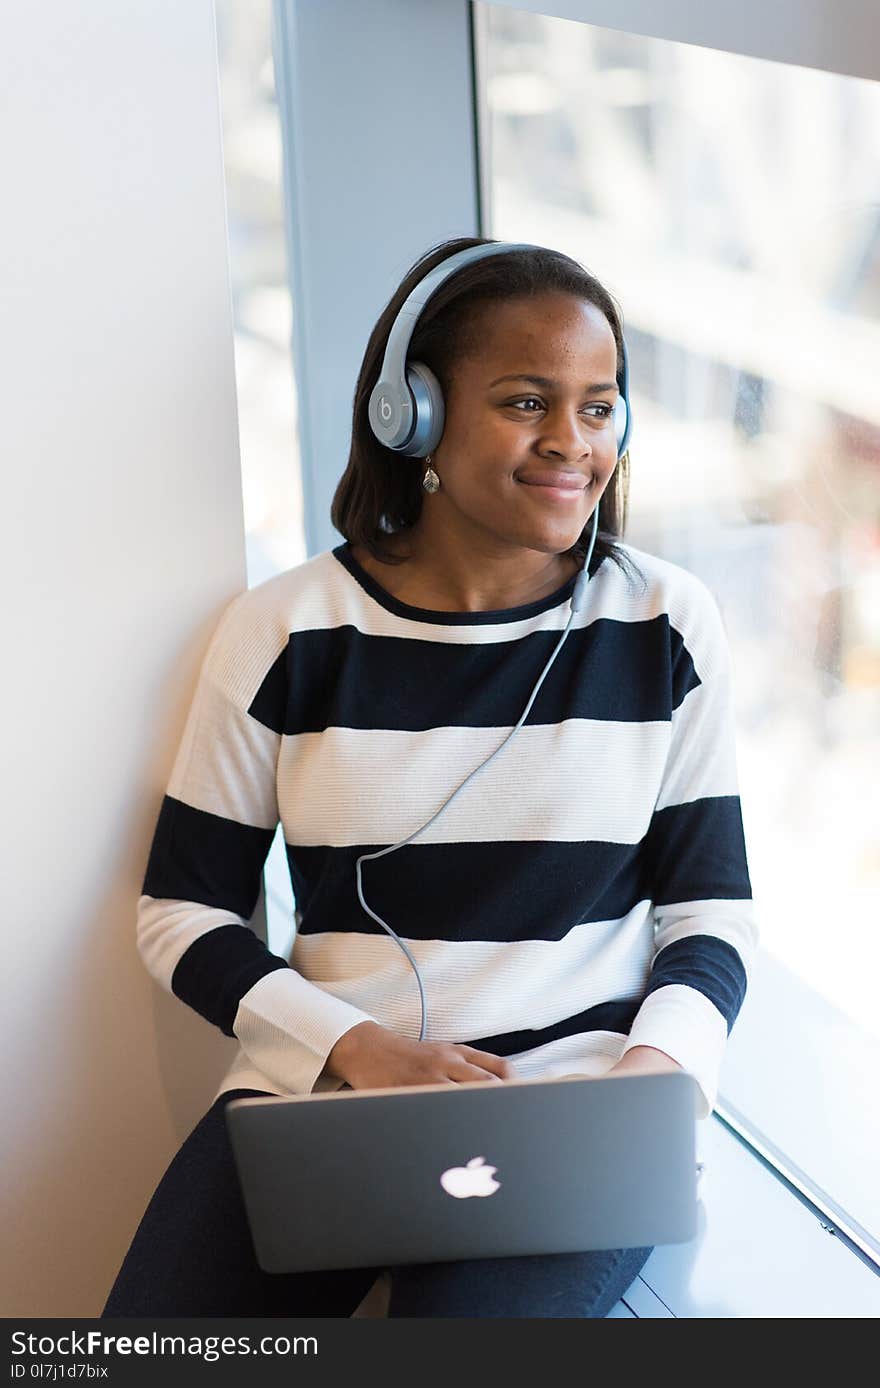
left=476, top=4, right=880, bottom=1251
left=215, top=0, right=300, bottom=954
left=215, top=0, right=305, bottom=587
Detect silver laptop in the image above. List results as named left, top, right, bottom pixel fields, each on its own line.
left=225, top=1071, right=699, bottom=1274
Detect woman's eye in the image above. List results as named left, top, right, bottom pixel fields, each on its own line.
left=509, top=399, right=613, bottom=418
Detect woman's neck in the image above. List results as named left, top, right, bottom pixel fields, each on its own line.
left=350, top=534, right=579, bottom=613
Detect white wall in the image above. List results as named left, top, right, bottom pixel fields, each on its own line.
left=0, top=0, right=248, bottom=1316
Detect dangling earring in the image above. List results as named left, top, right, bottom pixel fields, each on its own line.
left=422, top=454, right=440, bottom=493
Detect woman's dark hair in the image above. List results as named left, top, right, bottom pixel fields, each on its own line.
left=331, top=235, right=643, bottom=585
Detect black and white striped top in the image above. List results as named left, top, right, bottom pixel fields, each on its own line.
left=138, top=538, right=757, bottom=1121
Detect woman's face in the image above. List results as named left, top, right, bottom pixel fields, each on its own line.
left=429, top=292, right=621, bottom=559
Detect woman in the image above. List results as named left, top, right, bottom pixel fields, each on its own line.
left=103, top=236, right=756, bottom=1317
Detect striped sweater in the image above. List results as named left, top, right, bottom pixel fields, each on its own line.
left=138, top=538, right=758, bottom=1122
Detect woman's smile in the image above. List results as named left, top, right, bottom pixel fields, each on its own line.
left=516, top=469, right=590, bottom=504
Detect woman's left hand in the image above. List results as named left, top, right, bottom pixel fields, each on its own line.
left=552, top=1047, right=684, bottom=1084
left=602, top=1044, right=683, bottom=1079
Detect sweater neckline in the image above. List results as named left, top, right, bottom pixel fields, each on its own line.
left=332, top=541, right=602, bottom=626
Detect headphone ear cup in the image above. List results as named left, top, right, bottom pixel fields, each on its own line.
left=403, top=360, right=446, bottom=457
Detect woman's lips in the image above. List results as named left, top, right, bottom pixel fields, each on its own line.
left=517, top=474, right=587, bottom=503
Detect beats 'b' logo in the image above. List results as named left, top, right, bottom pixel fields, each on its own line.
left=379, top=394, right=392, bottom=423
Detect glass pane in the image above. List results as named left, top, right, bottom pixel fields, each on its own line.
left=215, top=0, right=305, bottom=587
left=476, top=4, right=880, bottom=1246
left=215, top=0, right=300, bottom=953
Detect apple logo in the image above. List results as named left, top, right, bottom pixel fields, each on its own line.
left=439, top=1156, right=501, bottom=1199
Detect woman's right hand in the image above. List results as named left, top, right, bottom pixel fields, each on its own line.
left=324, top=1021, right=518, bottom=1091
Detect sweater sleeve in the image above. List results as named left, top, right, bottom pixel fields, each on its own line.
left=618, top=574, right=759, bottom=1120
left=136, top=588, right=378, bottom=1094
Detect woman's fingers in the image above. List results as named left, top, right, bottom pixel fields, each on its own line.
left=451, top=1063, right=504, bottom=1083
left=456, top=1046, right=517, bottom=1080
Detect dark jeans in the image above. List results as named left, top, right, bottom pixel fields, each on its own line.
left=102, top=1089, right=652, bottom=1319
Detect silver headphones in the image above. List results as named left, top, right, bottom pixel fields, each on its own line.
left=357, top=241, right=633, bottom=1044
left=368, top=239, right=631, bottom=459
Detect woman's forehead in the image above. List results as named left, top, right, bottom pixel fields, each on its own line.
left=479, top=294, right=612, bottom=343
left=467, top=299, right=618, bottom=379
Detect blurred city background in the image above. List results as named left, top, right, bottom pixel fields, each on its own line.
left=476, top=8, right=880, bottom=1052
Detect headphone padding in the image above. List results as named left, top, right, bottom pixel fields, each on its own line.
left=403, top=360, right=446, bottom=457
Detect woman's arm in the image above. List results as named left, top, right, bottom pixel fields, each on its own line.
left=137, top=587, right=379, bottom=1094
left=616, top=573, right=759, bottom=1118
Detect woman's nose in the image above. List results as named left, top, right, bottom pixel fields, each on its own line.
left=539, top=414, right=592, bottom=456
